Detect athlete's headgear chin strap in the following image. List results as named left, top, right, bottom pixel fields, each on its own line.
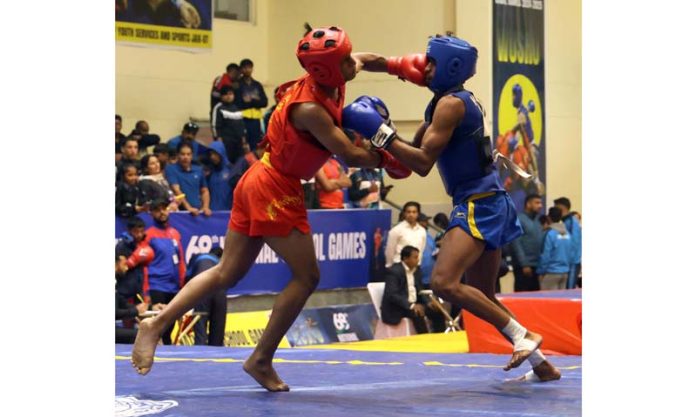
left=296, top=26, right=352, bottom=88
left=425, top=36, right=478, bottom=94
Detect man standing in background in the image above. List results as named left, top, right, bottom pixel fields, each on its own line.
left=212, top=86, right=248, bottom=164
left=211, top=63, right=240, bottom=115
left=236, top=58, right=268, bottom=151
left=417, top=213, right=437, bottom=289
left=384, top=202, right=427, bottom=268
left=142, top=199, right=186, bottom=345
left=553, top=197, right=582, bottom=288
left=509, top=194, right=544, bottom=292
left=537, top=207, right=574, bottom=290
left=129, top=120, right=161, bottom=153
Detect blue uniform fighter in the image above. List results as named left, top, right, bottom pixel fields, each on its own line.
left=342, top=35, right=560, bottom=381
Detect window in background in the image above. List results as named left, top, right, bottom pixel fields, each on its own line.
left=214, top=0, right=253, bottom=23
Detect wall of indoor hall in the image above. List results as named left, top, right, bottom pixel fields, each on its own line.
left=115, top=0, right=581, bottom=214
left=115, top=0, right=271, bottom=141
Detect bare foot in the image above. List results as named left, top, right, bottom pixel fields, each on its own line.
left=532, top=360, right=562, bottom=382
left=504, top=331, right=542, bottom=371
left=243, top=354, right=289, bottom=392
left=131, top=318, right=162, bottom=375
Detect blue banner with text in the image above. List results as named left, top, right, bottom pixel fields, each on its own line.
left=116, top=209, right=391, bottom=294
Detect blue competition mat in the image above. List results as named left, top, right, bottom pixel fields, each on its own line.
left=116, top=345, right=581, bottom=417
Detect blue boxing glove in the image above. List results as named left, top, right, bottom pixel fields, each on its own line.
left=342, top=100, right=396, bottom=149
left=355, top=96, right=395, bottom=131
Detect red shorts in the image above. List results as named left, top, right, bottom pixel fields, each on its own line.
left=228, top=155, right=310, bottom=237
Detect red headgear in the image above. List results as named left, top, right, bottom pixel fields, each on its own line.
left=296, top=26, right=352, bottom=88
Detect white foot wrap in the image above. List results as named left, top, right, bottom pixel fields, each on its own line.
left=514, top=336, right=540, bottom=353
left=523, top=370, right=542, bottom=382
left=529, top=350, right=546, bottom=367
left=502, top=319, right=527, bottom=344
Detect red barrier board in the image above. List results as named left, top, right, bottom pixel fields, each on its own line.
left=462, top=296, right=582, bottom=355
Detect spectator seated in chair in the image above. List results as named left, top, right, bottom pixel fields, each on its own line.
left=381, top=246, right=446, bottom=334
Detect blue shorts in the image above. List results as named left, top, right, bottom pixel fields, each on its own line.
left=447, top=191, right=522, bottom=250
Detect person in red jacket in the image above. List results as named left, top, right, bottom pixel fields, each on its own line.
left=210, top=63, right=240, bottom=116
left=140, top=198, right=186, bottom=345
left=316, top=156, right=351, bottom=209
left=131, top=25, right=412, bottom=391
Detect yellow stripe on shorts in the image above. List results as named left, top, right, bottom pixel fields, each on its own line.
left=467, top=200, right=484, bottom=240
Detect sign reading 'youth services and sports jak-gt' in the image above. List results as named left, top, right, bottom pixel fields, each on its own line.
left=115, top=0, right=213, bottom=51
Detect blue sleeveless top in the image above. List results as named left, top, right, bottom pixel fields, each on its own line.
left=425, top=90, right=504, bottom=203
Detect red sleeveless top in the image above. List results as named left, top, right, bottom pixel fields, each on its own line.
left=264, top=74, right=345, bottom=180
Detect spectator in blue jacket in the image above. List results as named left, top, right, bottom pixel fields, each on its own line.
left=508, top=194, right=544, bottom=292
left=537, top=207, right=574, bottom=290
left=142, top=198, right=186, bottom=345
left=186, top=246, right=226, bottom=346
left=165, top=142, right=212, bottom=217
left=417, top=213, right=437, bottom=289
left=553, top=197, right=582, bottom=288
left=205, top=141, right=234, bottom=211
left=432, top=212, right=449, bottom=248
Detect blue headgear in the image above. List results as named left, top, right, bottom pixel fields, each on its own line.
left=527, top=100, right=535, bottom=113
left=425, top=36, right=478, bottom=94
left=512, top=84, right=523, bottom=107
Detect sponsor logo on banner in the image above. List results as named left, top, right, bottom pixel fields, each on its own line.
left=186, top=234, right=226, bottom=263
left=115, top=396, right=178, bottom=417
left=285, top=304, right=378, bottom=346
left=333, top=312, right=359, bottom=342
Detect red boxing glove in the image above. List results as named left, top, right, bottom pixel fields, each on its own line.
left=376, top=148, right=412, bottom=179
left=126, top=245, right=155, bottom=269
left=387, top=54, right=427, bottom=87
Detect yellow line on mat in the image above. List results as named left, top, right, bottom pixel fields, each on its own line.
left=115, top=355, right=579, bottom=369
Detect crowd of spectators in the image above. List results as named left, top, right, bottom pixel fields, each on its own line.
left=116, top=59, right=396, bottom=218
left=506, top=194, right=582, bottom=291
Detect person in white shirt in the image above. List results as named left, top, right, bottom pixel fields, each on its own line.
left=384, top=201, right=427, bottom=267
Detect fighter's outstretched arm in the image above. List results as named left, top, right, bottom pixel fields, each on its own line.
left=352, top=53, right=388, bottom=73
left=291, top=102, right=382, bottom=168
left=354, top=53, right=427, bottom=87
left=387, top=96, right=464, bottom=176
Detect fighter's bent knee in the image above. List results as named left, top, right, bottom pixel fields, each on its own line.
left=430, top=276, right=457, bottom=300
left=217, top=263, right=244, bottom=289
left=302, top=266, right=320, bottom=292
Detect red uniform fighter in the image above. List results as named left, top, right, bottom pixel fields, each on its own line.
left=130, top=26, right=410, bottom=392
